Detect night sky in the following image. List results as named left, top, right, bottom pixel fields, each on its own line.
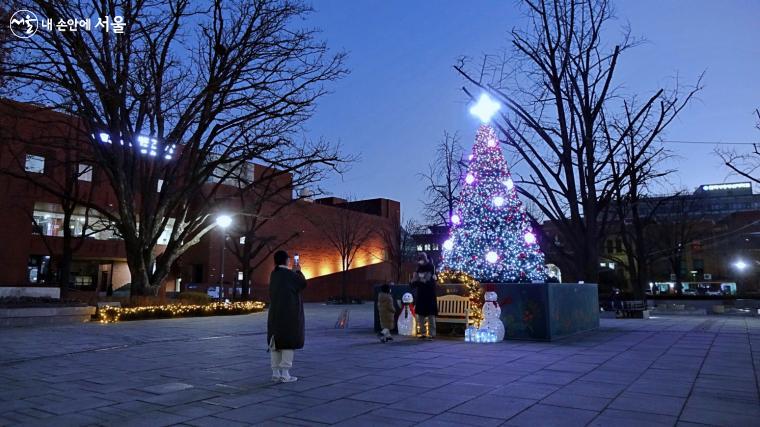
left=304, top=0, right=760, bottom=222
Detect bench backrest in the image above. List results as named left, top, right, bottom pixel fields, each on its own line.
left=437, top=295, right=470, bottom=316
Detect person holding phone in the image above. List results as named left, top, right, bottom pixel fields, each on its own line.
left=267, top=250, right=307, bottom=383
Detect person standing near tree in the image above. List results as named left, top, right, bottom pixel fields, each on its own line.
left=411, top=252, right=438, bottom=340
left=268, top=250, right=307, bottom=383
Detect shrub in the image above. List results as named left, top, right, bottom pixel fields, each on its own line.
left=177, top=291, right=212, bottom=305
left=98, top=301, right=266, bottom=323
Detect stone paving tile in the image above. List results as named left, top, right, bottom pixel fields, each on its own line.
left=679, top=406, right=759, bottom=427
left=503, top=403, right=598, bottom=427
left=541, top=392, right=611, bottom=411
left=488, top=381, right=560, bottom=399
left=388, top=395, right=473, bottom=415
left=36, top=395, right=116, bottom=415
left=286, top=398, right=382, bottom=424
left=520, top=370, right=584, bottom=385
left=349, top=384, right=428, bottom=404
left=449, top=395, right=535, bottom=419
left=557, top=380, right=626, bottom=398
left=184, top=415, right=250, bottom=427
left=588, top=408, right=677, bottom=427
left=417, top=411, right=504, bottom=426
left=214, top=402, right=296, bottom=424
left=608, top=391, right=686, bottom=416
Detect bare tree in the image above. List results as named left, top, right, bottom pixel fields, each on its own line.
left=717, top=109, right=760, bottom=186
left=379, top=216, right=421, bottom=283
left=420, top=131, right=466, bottom=225
left=311, top=201, right=375, bottom=302
left=648, top=195, right=709, bottom=293
left=605, top=88, right=700, bottom=298
left=2, top=0, right=347, bottom=296
left=225, top=144, right=347, bottom=300
left=455, top=0, right=701, bottom=282
left=0, top=1, right=11, bottom=85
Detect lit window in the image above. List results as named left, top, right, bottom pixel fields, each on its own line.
left=25, top=154, right=45, bottom=173
left=416, top=245, right=423, bottom=251
left=424, top=244, right=431, bottom=251
left=157, top=179, right=164, bottom=192
left=78, top=164, right=92, bottom=181
left=239, top=236, right=246, bottom=244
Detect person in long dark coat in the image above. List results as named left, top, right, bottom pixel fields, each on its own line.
left=268, top=250, right=307, bottom=383
left=411, top=252, right=437, bottom=340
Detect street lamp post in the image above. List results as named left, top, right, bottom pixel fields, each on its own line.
left=216, top=215, right=232, bottom=301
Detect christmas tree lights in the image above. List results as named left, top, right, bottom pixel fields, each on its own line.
left=441, top=97, right=546, bottom=283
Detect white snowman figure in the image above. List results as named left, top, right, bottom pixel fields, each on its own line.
left=481, top=291, right=505, bottom=341
left=397, top=292, right=417, bottom=336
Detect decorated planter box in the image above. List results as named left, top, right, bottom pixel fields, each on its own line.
left=487, top=282, right=599, bottom=341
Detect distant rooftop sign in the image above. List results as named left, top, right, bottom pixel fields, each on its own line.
left=701, top=182, right=751, bottom=191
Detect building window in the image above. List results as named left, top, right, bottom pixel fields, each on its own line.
left=25, top=154, right=45, bottom=173
left=27, top=255, right=50, bottom=284
left=416, top=245, right=423, bottom=252
left=239, top=236, right=246, bottom=244
left=78, top=164, right=93, bottom=181
left=424, top=244, right=431, bottom=251
left=157, top=179, right=164, bottom=192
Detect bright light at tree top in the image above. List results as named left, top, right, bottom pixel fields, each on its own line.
left=470, top=93, right=501, bottom=123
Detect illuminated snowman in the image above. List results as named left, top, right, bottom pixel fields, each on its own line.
left=481, top=291, right=505, bottom=341
left=397, top=292, right=417, bottom=336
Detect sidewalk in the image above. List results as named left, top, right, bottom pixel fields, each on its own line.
left=1, top=304, right=758, bottom=426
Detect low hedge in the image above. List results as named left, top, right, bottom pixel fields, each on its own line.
left=176, top=291, right=213, bottom=304
left=98, top=301, right=266, bottom=323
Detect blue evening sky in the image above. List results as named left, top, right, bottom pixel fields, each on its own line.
left=303, top=0, right=760, bottom=221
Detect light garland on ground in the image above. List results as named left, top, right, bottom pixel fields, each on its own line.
left=438, top=269, right=483, bottom=327
left=99, top=301, right=266, bottom=323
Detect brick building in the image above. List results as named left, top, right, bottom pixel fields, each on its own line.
left=0, top=100, right=399, bottom=301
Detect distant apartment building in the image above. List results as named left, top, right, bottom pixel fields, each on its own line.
left=0, top=100, right=399, bottom=301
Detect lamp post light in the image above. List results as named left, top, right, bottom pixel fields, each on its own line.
left=216, top=215, right=232, bottom=301
left=733, top=260, right=748, bottom=271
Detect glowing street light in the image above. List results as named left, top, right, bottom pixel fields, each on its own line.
left=216, top=214, right=232, bottom=300
left=216, top=214, right=232, bottom=229
left=733, top=260, right=748, bottom=271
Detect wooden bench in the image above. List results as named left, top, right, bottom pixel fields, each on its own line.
left=436, top=295, right=470, bottom=326
left=618, top=300, right=649, bottom=319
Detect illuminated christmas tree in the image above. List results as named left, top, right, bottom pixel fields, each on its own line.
left=441, top=94, right=546, bottom=283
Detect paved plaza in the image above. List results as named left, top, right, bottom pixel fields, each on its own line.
left=1, top=304, right=759, bottom=426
